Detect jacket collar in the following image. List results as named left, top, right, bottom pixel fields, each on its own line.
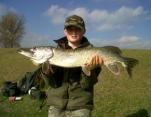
left=54, top=36, right=91, bottom=49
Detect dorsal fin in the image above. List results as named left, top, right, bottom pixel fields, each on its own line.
left=101, top=46, right=122, bottom=55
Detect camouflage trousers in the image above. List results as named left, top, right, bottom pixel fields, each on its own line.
left=48, top=106, right=91, bottom=117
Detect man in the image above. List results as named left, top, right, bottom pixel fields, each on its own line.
left=42, top=15, right=103, bottom=117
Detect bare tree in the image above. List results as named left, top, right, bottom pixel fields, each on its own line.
left=0, top=12, right=25, bottom=48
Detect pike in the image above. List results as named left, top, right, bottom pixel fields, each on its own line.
left=18, top=46, right=138, bottom=77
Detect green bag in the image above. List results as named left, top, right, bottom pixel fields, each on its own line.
left=1, top=81, right=20, bottom=97
left=18, top=68, right=45, bottom=94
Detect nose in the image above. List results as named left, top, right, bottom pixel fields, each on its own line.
left=71, top=31, right=77, bottom=35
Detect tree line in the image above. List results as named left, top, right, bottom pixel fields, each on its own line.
left=0, top=12, right=25, bottom=48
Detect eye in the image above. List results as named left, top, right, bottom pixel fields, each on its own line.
left=33, top=46, right=38, bottom=51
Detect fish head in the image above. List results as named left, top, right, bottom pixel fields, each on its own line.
left=18, top=46, right=54, bottom=65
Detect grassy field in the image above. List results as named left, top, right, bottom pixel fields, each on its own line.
left=0, top=48, right=151, bottom=117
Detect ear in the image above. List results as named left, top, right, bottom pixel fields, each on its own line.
left=64, top=29, right=67, bottom=36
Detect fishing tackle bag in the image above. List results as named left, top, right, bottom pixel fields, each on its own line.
left=1, top=81, right=20, bottom=97
left=17, top=68, right=45, bottom=94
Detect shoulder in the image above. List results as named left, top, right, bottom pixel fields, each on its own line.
left=79, top=36, right=94, bottom=48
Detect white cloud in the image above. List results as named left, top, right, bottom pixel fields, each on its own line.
left=0, top=4, right=9, bottom=16
left=0, top=3, right=18, bottom=17
left=110, top=35, right=141, bottom=48
left=98, top=6, right=144, bottom=31
left=45, top=5, right=68, bottom=24
left=89, top=10, right=108, bottom=22
left=107, top=6, right=144, bottom=24
left=68, top=7, right=88, bottom=19
left=97, top=24, right=122, bottom=31
left=114, top=36, right=151, bottom=49
left=90, top=35, right=151, bottom=49
left=117, top=36, right=139, bottom=44
left=45, top=5, right=146, bottom=31
left=21, top=32, right=53, bottom=47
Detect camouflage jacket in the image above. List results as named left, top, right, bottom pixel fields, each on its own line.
left=44, top=36, right=101, bottom=110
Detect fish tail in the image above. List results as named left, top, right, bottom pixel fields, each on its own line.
left=124, top=57, right=139, bottom=78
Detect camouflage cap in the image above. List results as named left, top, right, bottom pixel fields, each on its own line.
left=64, top=15, right=85, bottom=30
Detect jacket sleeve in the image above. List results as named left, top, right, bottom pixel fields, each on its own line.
left=40, top=62, right=64, bottom=88
left=41, top=62, right=54, bottom=75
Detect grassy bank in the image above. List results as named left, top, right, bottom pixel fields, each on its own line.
left=0, top=48, right=151, bottom=117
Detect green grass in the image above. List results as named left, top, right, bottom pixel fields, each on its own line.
left=0, top=48, right=151, bottom=117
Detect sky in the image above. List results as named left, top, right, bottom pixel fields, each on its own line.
left=0, top=0, right=151, bottom=49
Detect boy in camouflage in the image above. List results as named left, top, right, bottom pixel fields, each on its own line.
left=41, top=15, right=103, bottom=117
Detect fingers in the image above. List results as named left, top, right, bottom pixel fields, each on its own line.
left=91, top=55, right=103, bottom=65
left=91, top=55, right=97, bottom=65
left=95, top=55, right=100, bottom=65
left=85, top=55, right=103, bottom=67
left=98, top=56, right=103, bottom=64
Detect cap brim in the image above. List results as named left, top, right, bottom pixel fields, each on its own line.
left=64, top=24, right=83, bottom=29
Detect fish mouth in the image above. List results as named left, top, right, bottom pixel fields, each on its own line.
left=18, top=48, right=32, bottom=53
left=18, top=48, right=35, bottom=58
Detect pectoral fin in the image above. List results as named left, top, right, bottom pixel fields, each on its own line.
left=32, top=60, right=40, bottom=66
left=106, top=63, right=120, bottom=75
left=82, top=66, right=91, bottom=76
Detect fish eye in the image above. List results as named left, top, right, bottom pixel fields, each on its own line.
left=32, top=47, right=37, bottom=51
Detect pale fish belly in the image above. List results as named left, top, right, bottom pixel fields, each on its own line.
left=49, top=51, right=92, bottom=68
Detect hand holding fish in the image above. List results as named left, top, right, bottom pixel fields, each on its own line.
left=81, top=55, right=103, bottom=76
left=84, top=54, right=103, bottom=67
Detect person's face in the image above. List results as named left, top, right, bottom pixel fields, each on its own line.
left=64, top=26, right=85, bottom=44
